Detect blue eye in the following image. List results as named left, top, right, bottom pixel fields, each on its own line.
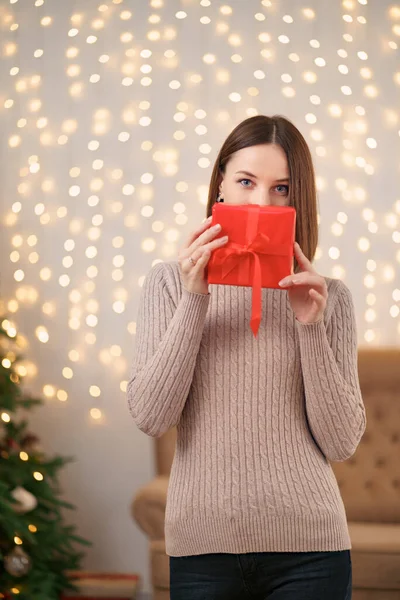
left=275, top=185, right=289, bottom=195
left=239, top=179, right=252, bottom=187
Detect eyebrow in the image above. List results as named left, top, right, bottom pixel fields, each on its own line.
left=235, top=170, right=290, bottom=182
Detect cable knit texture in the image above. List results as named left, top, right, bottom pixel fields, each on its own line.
left=127, top=260, right=366, bottom=557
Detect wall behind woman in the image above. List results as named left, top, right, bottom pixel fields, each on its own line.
left=0, top=0, right=399, bottom=594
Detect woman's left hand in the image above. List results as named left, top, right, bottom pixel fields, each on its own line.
left=278, top=242, right=328, bottom=324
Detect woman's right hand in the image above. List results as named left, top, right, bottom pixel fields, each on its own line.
left=178, top=216, right=229, bottom=295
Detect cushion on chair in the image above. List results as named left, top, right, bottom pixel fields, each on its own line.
left=348, top=522, right=400, bottom=591
left=131, top=476, right=169, bottom=540
left=349, top=522, right=400, bottom=553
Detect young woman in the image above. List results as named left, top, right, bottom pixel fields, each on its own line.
left=128, top=115, right=366, bottom=600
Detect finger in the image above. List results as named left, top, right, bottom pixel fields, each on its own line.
left=292, top=274, right=327, bottom=291
left=187, top=235, right=228, bottom=266
left=309, top=288, right=324, bottom=302
left=309, top=288, right=326, bottom=311
left=180, top=231, right=220, bottom=269
left=185, top=224, right=223, bottom=258
left=183, top=216, right=213, bottom=250
left=196, top=222, right=223, bottom=245
left=186, top=248, right=212, bottom=278
left=200, top=235, right=228, bottom=254
left=279, top=273, right=326, bottom=291
left=179, top=222, right=216, bottom=267
left=193, top=249, right=211, bottom=275
left=294, top=242, right=316, bottom=273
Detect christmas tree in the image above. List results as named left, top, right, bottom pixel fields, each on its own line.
left=0, top=317, right=90, bottom=599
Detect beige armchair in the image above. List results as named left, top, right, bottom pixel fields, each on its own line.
left=132, top=348, right=400, bottom=600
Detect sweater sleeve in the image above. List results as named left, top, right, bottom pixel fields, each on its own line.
left=127, top=262, right=210, bottom=438
left=295, top=280, right=367, bottom=462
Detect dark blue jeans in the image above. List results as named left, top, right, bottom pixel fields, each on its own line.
left=170, top=550, right=352, bottom=599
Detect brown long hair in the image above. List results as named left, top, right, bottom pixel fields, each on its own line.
left=206, top=115, right=318, bottom=271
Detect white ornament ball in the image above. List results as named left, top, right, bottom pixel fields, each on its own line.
left=11, top=486, right=38, bottom=513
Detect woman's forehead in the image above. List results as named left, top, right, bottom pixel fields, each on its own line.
left=227, top=144, right=289, bottom=178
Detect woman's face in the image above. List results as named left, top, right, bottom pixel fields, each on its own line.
left=218, top=143, right=290, bottom=207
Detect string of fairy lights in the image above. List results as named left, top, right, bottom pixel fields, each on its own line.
left=0, top=0, right=400, bottom=440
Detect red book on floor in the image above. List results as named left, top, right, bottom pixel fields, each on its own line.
left=207, top=203, right=296, bottom=336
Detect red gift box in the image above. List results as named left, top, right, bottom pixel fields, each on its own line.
left=207, top=203, right=296, bottom=336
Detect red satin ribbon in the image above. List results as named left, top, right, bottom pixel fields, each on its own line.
left=216, top=205, right=291, bottom=337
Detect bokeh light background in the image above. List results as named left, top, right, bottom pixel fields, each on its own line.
left=0, top=0, right=400, bottom=590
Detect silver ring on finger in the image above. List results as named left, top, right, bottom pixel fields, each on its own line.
left=188, top=256, right=196, bottom=266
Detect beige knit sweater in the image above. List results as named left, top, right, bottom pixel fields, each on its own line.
left=127, top=260, right=366, bottom=557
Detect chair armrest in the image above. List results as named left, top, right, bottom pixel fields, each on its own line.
left=131, top=475, right=169, bottom=540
